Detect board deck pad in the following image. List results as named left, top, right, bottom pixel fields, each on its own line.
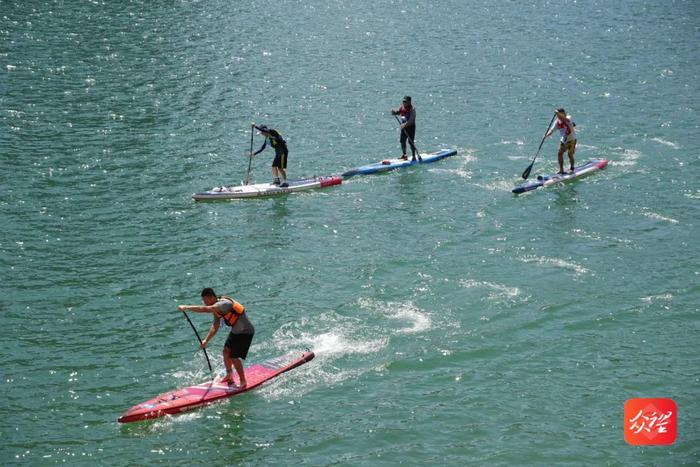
left=342, top=149, right=458, bottom=178
left=118, top=350, right=315, bottom=423
left=512, top=159, right=609, bottom=194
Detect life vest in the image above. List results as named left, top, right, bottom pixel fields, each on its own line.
left=398, top=105, right=415, bottom=126
left=556, top=117, right=575, bottom=135
left=217, top=295, right=246, bottom=327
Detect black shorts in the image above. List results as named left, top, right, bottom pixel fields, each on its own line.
left=224, top=333, right=254, bottom=359
left=272, top=146, right=288, bottom=169
left=400, top=126, right=416, bottom=148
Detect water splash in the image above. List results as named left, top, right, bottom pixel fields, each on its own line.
left=459, top=279, right=529, bottom=305
left=519, top=255, right=592, bottom=276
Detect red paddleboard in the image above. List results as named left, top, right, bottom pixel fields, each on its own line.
left=118, top=350, right=314, bottom=423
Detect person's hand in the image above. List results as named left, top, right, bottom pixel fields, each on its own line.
left=200, top=340, right=208, bottom=349
left=178, top=305, right=187, bottom=312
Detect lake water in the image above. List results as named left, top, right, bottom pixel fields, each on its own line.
left=1, top=0, right=698, bottom=464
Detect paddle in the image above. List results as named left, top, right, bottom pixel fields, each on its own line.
left=393, top=114, right=422, bottom=162
left=244, top=125, right=254, bottom=185
left=521, top=114, right=557, bottom=180
left=181, top=310, right=213, bottom=375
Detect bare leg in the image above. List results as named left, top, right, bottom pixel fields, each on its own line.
left=568, top=148, right=576, bottom=171
left=222, top=349, right=235, bottom=384
left=231, top=358, right=246, bottom=387
left=557, top=147, right=565, bottom=174
left=279, top=167, right=287, bottom=182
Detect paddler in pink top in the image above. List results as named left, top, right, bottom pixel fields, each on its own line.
left=545, top=107, right=577, bottom=174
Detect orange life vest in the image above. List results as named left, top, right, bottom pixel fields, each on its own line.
left=217, top=295, right=246, bottom=327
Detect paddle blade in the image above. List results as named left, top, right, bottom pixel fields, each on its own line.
left=521, top=163, right=534, bottom=179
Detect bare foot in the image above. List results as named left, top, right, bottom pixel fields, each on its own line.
left=220, top=375, right=235, bottom=385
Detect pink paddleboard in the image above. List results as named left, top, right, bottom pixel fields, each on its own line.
left=118, top=351, right=314, bottom=423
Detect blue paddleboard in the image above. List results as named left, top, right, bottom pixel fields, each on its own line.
left=342, top=149, right=458, bottom=178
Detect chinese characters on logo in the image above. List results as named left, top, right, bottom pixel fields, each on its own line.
left=624, top=398, right=677, bottom=445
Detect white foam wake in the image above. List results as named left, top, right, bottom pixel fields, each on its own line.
left=642, top=211, right=679, bottom=224
left=519, top=255, right=592, bottom=276
left=459, top=279, right=528, bottom=304
left=649, top=137, right=680, bottom=149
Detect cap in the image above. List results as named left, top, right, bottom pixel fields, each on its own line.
left=257, top=125, right=270, bottom=133
left=555, top=107, right=566, bottom=114
left=403, top=96, right=412, bottom=103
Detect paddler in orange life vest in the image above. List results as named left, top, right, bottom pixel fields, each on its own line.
left=544, top=107, right=577, bottom=174
left=252, top=123, right=289, bottom=187
left=178, top=288, right=255, bottom=387
left=390, top=96, right=420, bottom=161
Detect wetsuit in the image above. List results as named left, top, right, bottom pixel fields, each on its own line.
left=253, top=127, right=288, bottom=169
left=396, top=105, right=417, bottom=157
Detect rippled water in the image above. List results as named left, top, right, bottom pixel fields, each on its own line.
left=1, top=0, right=698, bottom=465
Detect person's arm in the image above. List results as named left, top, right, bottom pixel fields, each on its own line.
left=544, top=120, right=557, bottom=138
left=201, top=316, right=221, bottom=348
left=252, top=138, right=267, bottom=156
left=178, top=304, right=220, bottom=313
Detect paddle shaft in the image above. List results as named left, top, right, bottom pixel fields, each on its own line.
left=393, top=114, right=420, bottom=158
left=522, top=114, right=557, bottom=180
left=181, top=311, right=213, bottom=374
left=244, top=125, right=254, bottom=185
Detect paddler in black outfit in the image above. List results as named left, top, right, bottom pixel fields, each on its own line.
left=252, top=123, right=289, bottom=187
left=391, top=96, right=420, bottom=161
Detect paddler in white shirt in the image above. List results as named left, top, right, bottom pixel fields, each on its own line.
left=544, top=107, right=577, bottom=174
